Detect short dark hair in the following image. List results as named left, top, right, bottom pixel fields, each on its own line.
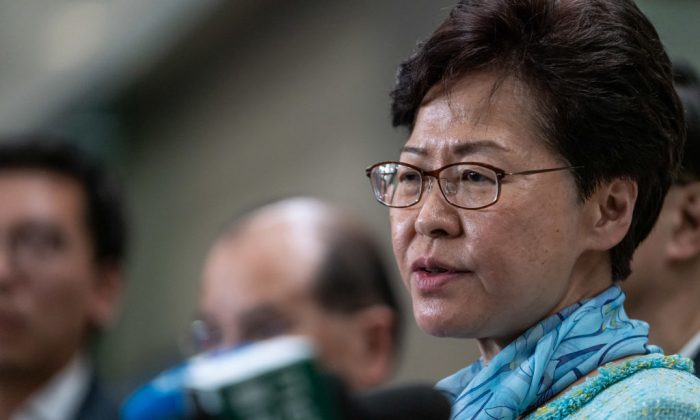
left=391, top=0, right=684, bottom=280
left=313, top=227, right=403, bottom=349
left=674, top=61, right=700, bottom=183
left=0, top=134, right=127, bottom=267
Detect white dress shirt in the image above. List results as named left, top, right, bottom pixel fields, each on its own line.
left=11, top=354, right=91, bottom=420
left=679, top=330, right=700, bottom=359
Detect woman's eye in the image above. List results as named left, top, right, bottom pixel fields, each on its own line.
left=399, top=172, right=421, bottom=183
left=462, top=171, right=489, bottom=183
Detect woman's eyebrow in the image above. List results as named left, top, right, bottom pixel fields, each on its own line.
left=400, top=140, right=507, bottom=157
left=400, top=146, right=427, bottom=156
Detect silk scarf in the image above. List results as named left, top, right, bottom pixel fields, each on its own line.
left=435, top=285, right=660, bottom=419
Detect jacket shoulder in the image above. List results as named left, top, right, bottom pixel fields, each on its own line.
left=572, top=368, right=700, bottom=419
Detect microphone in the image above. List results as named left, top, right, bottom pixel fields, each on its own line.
left=122, top=335, right=451, bottom=420
left=348, top=384, right=452, bottom=420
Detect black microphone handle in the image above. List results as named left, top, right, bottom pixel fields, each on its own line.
left=332, top=380, right=451, bottom=420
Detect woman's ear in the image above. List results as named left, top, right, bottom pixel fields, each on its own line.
left=586, top=178, right=638, bottom=251
left=667, top=182, right=700, bottom=262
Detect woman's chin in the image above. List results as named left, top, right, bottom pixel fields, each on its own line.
left=415, top=311, right=465, bottom=338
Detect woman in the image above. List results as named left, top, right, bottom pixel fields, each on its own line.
left=366, top=0, right=700, bottom=418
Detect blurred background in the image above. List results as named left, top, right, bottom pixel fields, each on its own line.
left=0, top=0, right=697, bottom=397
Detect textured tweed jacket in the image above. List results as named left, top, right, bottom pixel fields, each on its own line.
left=526, top=354, right=700, bottom=419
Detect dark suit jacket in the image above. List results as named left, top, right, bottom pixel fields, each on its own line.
left=74, top=376, right=120, bottom=420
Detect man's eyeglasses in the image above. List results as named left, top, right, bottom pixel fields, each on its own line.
left=365, top=161, right=581, bottom=210
left=0, top=222, right=67, bottom=274
left=181, top=319, right=223, bottom=356
left=182, top=308, right=294, bottom=356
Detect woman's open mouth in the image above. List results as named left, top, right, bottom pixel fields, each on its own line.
left=411, top=257, right=470, bottom=292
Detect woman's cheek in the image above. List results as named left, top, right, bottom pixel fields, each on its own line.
left=390, top=212, right=414, bottom=268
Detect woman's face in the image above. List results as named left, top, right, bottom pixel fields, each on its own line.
left=391, top=72, right=595, bottom=348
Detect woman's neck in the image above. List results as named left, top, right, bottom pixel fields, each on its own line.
left=477, top=267, right=614, bottom=364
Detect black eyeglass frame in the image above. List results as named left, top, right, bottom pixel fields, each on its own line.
left=365, top=161, right=582, bottom=210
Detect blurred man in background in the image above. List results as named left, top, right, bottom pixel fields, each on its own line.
left=0, top=137, right=126, bottom=419
left=623, top=62, right=700, bottom=375
left=194, top=197, right=401, bottom=390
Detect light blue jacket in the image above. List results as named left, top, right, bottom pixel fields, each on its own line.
left=527, top=354, right=700, bottom=419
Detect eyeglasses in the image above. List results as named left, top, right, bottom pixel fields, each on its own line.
left=365, top=161, right=581, bottom=210
left=182, top=308, right=294, bottom=356
left=0, top=222, right=67, bottom=274
left=180, top=319, right=223, bottom=356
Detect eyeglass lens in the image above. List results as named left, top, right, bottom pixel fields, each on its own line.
left=0, top=222, right=66, bottom=274
left=183, top=319, right=223, bottom=356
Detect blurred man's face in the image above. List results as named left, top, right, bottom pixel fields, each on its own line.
left=198, top=220, right=366, bottom=387
left=0, top=170, right=116, bottom=380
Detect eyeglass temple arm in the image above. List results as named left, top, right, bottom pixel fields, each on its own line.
left=506, top=165, right=583, bottom=176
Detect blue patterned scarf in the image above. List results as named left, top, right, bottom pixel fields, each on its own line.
left=435, top=285, right=660, bottom=419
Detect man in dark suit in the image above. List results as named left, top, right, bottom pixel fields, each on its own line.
left=0, top=137, right=126, bottom=419
left=623, top=62, right=700, bottom=375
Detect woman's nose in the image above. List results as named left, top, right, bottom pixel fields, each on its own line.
left=414, top=177, right=462, bottom=238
